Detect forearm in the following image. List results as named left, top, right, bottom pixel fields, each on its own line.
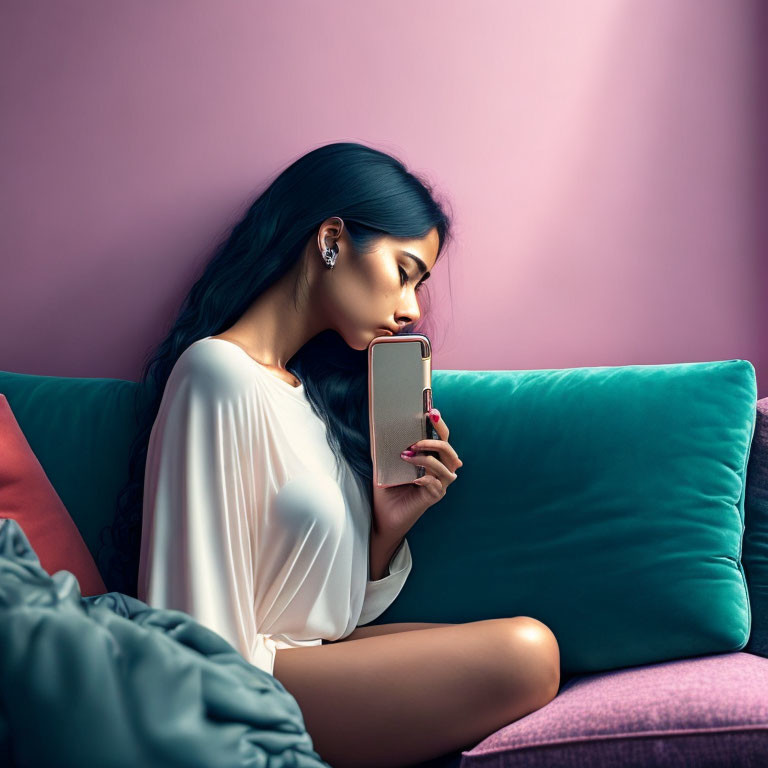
left=368, top=527, right=405, bottom=581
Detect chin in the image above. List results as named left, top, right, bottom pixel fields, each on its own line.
left=338, top=325, right=388, bottom=351
left=338, top=330, right=372, bottom=351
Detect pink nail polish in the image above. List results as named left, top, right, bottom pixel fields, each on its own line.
left=401, top=450, right=415, bottom=457
left=430, top=410, right=440, bottom=423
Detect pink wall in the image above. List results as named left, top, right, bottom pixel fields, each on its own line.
left=1, top=0, right=765, bottom=398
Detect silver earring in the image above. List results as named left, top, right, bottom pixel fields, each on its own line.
left=322, top=242, right=339, bottom=270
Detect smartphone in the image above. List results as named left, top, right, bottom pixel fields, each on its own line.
left=368, top=333, right=439, bottom=488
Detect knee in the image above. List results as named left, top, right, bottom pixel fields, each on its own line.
left=495, top=617, right=561, bottom=703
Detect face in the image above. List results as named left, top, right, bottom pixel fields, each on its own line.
left=317, top=222, right=440, bottom=350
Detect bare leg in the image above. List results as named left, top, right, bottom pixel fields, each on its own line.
left=323, top=621, right=456, bottom=644
left=273, top=616, right=560, bottom=768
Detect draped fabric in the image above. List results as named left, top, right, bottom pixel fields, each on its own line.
left=0, top=517, right=331, bottom=768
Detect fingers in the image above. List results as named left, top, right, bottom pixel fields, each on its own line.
left=401, top=406, right=461, bottom=488
left=406, top=438, right=462, bottom=470
left=427, top=408, right=449, bottom=441
left=413, top=474, right=446, bottom=496
left=400, top=452, right=457, bottom=484
left=408, top=408, right=462, bottom=470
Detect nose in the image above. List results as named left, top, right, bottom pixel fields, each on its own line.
left=398, top=296, right=421, bottom=328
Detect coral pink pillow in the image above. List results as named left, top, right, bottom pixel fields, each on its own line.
left=0, top=394, right=106, bottom=596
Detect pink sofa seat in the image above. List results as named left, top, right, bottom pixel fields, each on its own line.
left=461, top=651, right=768, bottom=767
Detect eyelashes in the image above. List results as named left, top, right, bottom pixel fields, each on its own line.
left=399, top=266, right=426, bottom=292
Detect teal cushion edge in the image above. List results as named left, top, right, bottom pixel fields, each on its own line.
left=743, top=397, right=768, bottom=658
left=372, top=358, right=757, bottom=677
left=0, top=369, right=151, bottom=590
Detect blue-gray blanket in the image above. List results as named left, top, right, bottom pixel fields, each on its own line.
left=0, top=518, right=331, bottom=768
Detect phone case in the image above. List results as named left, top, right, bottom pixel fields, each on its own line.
left=368, top=333, right=438, bottom=488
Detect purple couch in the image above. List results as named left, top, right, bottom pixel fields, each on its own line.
left=457, top=652, right=767, bottom=767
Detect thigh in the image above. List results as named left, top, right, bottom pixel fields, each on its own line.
left=323, top=621, right=456, bottom=643
left=273, top=617, right=560, bottom=768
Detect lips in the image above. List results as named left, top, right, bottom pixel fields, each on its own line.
left=377, top=328, right=393, bottom=335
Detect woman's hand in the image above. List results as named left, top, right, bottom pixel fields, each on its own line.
left=371, top=407, right=463, bottom=539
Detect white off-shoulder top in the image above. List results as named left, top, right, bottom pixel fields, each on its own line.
left=137, top=336, right=412, bottom=676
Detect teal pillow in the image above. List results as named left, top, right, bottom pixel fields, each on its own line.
left=373, top=359, right=757, bottom=678
left=1, top=360, right=758, bottom=679
left=0, top=370, right=149, bottom=591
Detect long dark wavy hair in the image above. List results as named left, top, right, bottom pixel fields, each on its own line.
left=98, top=141, right=454, bottom=597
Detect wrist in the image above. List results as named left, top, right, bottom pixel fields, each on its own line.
left=368, top=527, right=405, bottom=581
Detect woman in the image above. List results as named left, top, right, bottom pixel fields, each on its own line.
left=106, top=142, right=560, bottom=767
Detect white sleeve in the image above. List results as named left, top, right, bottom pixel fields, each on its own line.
left=138, top=360, right=278, bottom=676
left=356, top=536, right=413, bottom=626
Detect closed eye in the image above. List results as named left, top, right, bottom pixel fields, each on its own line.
left=399, top=266, right=426, bottom=292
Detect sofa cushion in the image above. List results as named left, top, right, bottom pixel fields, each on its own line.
left=0, top=394, right=106, bottom=596
left=460, top=651, right=768, bottom=767
left=744, top=397, right=768, bottom=657
left=0, top=360, right=759, bottom=678
left=0, top=370, right=151, bottom=591
left=375, top=359, right=757, bottom=677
